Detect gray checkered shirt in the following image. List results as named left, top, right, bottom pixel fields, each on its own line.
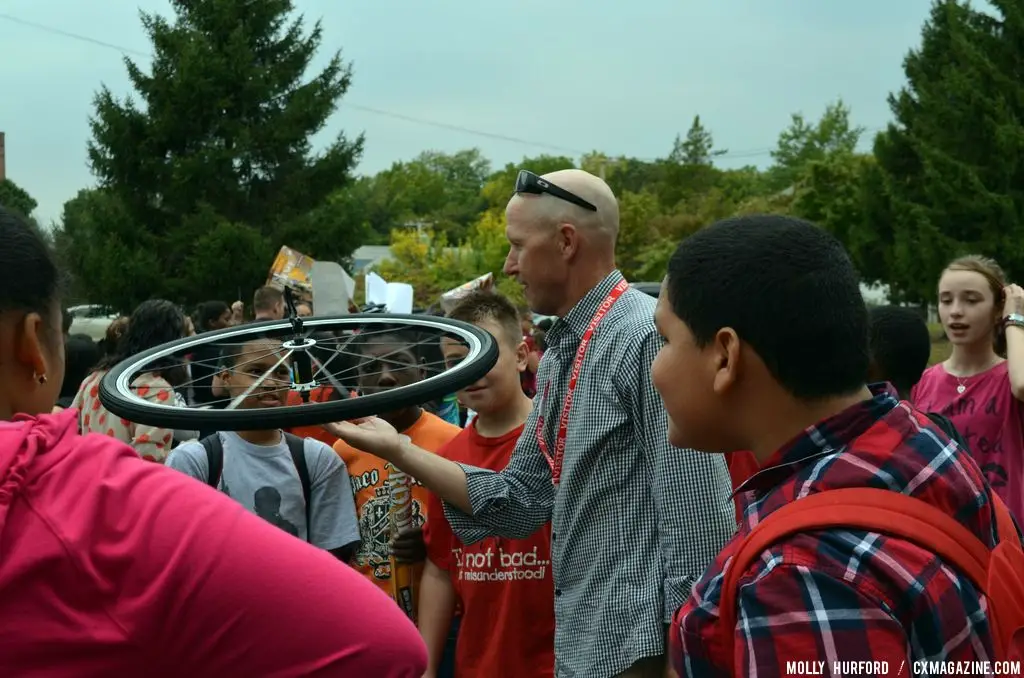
left=443, top=270, right=736, bottom=678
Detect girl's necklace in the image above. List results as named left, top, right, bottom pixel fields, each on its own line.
left=950, top=357, right=1002, bottom=395
left=956, top=376, right=968, bottom=395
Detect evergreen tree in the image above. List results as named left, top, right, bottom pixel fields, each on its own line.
left=872, top=0, right=1024, bottom=300
left=669, top=115, right=725, bottom=166
left=67, top=0, right=364, bottom=308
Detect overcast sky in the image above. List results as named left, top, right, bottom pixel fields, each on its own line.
left=1, top=0, right=938, bottom=225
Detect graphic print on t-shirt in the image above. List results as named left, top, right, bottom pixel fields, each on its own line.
left=165, top=432, right=362, bottom=551
left=424, top=421, right=556, bottom=678
left=452, top=538, right=550, bottom=583
left=935, top=382, right=1012, bottom=494
left=254, top=486, right=299, bottom=537
left=333, top=410, right=461, bottom=599
left=353, top=466, right=426, bottom=582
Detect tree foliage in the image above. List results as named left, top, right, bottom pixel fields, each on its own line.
left=669, top=115, right=726, bottom=166
left=48, top=0, right=1024, bottom=313
left=766, top=99, right=864, bottom=193
left=60, top=0, right=363, bottom=310
left=376, top=208, right=525, bottom=308
left=0, top=178, right=38, bottom=219
left=870, top=0, right=1024, bottom=302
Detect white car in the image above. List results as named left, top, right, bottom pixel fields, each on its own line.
left=68, top=304, right=119, bottom=342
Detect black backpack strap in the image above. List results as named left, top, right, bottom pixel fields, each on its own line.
left=283, top=433, right=313, bottom=540
left=926, top=412, right=970, bottom=452
left=200, top=434, right=224, bottom=489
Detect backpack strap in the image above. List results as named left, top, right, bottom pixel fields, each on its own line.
left=718, top=488, right=1004, bottom=660
left=283, top=433, right=313, bottom=540
left=926, top=412, right=971, bottom=451
left=199, top=434, right=224, bottom=489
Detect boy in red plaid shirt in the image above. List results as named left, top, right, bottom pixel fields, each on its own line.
left=652, top=215, right=1015, bottom=676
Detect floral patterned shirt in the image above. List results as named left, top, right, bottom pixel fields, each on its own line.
left=72, top=371, right=177, bottom=463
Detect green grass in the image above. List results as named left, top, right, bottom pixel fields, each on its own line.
left=928, top=322, right=952, bottom=366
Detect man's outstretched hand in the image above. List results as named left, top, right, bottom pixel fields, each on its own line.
left=324, top=417, right=405, bottom=460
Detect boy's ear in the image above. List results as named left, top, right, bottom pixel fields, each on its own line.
left=515, top=340, right=529, bottom=373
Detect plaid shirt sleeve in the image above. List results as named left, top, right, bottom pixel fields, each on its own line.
left=733, top=564, right=909, bottom=675
left=621, top=328, right=736, bottom=621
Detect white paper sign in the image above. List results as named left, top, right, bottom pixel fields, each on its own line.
left=366, top=272, right=389, bottom=306
left=365, top=272, right=414, bottom=314
left=386, top=283, right=414, bottom=314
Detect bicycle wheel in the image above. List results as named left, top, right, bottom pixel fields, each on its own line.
left=98, top=314, right=497, bottom=431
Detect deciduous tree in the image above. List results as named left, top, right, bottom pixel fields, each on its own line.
left=767, top=99, right=864, bottom=192
left=0, top=178, right=37, bottom=220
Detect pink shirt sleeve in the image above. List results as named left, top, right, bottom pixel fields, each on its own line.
left=92, top=439, right=427, bottom=676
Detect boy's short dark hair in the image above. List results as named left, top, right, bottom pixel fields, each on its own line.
left=447, top=291, right=522, bottom=346
left=349, top=325, right=425, bottom=362
left=867, top=305, right=932, bottom=396
left=666, top=214, right=869, bottom=401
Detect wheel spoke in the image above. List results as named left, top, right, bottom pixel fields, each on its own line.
left=312, top=349, right=350, bottom=396
left=225, top=349, right=294, bottom=410
left=99, top=314, right=498, bottom=430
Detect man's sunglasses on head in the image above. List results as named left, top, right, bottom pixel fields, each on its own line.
left=514, top=170, right=597, bottom=212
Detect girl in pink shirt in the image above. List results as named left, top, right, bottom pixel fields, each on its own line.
left=0, top=205, right=426, bottom=677
left=911, top=255, right=1024, bottom=523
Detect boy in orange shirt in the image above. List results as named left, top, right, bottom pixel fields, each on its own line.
left=331, top=328, right=461, bottom=606
left=419, top=291, right=555, bottom=678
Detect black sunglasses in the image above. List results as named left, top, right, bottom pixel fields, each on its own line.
left=514, top=170, right=597, bottom=212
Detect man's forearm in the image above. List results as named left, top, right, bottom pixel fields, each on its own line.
left=395, top=439, right=473, bottom=513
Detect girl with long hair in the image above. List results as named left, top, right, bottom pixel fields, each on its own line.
left=911, top=255, right=1024, bottom=522
left=72, top=299, right=189, bottom=462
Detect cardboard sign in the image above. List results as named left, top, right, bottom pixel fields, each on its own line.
left=439, top=273, right=494, bottom=312
left=267, top=246, right=314, bottom=302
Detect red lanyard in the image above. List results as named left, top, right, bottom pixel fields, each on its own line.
left=536, top=278, right=630, bottom=485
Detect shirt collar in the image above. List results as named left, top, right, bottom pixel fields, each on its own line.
left=733, top=383, right=900, bottom=497
left=546, top=270, right=627, bottom=343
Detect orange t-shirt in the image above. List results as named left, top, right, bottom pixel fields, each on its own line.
left=332, top=410, right=461, bottom=601
left=284, top=387, right=352, bottom=448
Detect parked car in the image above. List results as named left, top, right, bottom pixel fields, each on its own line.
left=631, top=282, right=660, bottom=298
left=68, top=304, right=119, bottom=342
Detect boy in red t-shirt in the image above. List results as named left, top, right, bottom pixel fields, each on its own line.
left=420, top=291, right=554, bottom=678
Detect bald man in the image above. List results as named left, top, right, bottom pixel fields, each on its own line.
left=325, top=169, right=736, bottom=678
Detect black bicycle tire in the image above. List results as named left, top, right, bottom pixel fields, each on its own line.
left=98, top=314, right=497, bottom=431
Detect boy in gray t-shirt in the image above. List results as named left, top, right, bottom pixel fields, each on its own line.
left=167, top=338, right=361, bottom=560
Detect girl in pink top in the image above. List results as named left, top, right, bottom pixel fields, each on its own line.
left=0, top=205, right=427, bottom=676
left=911, top=255, right=1024, bottom=523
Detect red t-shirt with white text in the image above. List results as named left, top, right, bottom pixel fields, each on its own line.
left=425, top=422, right=555, bottom=678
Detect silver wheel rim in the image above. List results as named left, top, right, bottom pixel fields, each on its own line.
left=107, top=314, right=487, bottom=419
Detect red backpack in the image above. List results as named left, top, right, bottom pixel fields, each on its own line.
left=719, top=488, right=1024, bottom=668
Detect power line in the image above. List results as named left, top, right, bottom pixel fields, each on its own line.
left=0, top=11, right=884, bottom=161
